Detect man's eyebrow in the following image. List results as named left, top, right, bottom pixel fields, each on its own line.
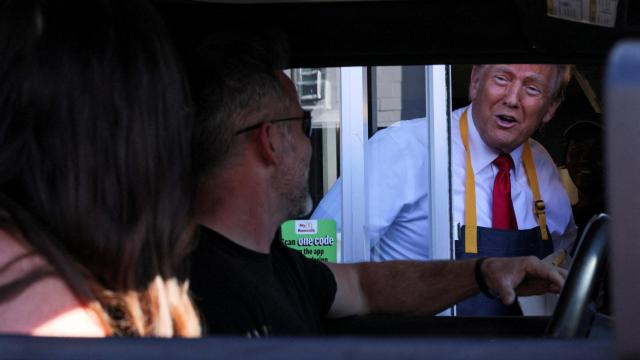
left=491, top=66, right=550, bottom=86
left=491, top=65, right=514, bottom=75
left=524, top=72, right=549, bottom=84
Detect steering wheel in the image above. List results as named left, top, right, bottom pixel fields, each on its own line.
left=545, top=213, right=609, bottom=338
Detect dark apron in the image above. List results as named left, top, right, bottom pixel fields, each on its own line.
left=456, top=109, right=554, bottom=316
left=455, top=225, right=554, bottom=316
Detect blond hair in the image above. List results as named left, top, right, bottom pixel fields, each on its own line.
left=472, top=64, right=573, bottom=101
left=88, top=277, right=200, bottom=337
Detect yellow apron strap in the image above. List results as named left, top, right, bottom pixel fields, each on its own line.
left=460, top=110, right=478, bottom=253
left=521, top=142, right=550, bottom=241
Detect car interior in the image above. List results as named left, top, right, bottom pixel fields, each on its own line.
left=2, top=0, right=639, bottom=359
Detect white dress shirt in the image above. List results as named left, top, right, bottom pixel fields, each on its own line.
left=311, top=105, right=576, bottom=261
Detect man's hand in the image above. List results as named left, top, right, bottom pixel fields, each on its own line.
left=480, top=256, right=566, bottom=305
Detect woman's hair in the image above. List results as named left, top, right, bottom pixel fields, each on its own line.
left=0, top=0, right=200, bottom=336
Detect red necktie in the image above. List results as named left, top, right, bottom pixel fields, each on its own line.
left=492, top=154, right=517, bottom=230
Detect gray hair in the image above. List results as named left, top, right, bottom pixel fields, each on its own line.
left=190, top=30, right=291, bottom=176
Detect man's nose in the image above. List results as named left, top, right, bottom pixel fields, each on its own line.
left=502, top=84, right=520, bottom=108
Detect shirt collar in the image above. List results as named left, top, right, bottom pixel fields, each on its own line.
left=467, top=104, right=525, bottom=176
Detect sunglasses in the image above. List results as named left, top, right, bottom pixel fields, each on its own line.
left=234, top=110, right=313, bottom=138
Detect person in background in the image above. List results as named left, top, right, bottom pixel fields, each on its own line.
left=0, top=0, right=200, bottom=337
left=188, top=32, right=566, bottom=336
left=563, top=119, right=609, bottom=315
left=563, top=120, right=605, bottom=242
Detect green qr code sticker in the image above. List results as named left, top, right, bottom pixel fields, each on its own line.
left=281, top=219, right=337, bottom=262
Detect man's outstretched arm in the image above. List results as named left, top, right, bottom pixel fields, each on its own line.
left=325, top=256, right=565, bottom=318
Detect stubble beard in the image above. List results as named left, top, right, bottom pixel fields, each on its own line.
left=286, top=168, right=313, bottom=219
left=276, top=147, right=313, bottom=219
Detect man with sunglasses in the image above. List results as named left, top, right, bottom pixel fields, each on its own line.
left=188, top=32, right=566, bottom=336
left=234, top=109, right=313, bottom=137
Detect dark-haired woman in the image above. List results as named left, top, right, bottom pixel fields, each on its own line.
left=0, top=0, right=200, bottom=336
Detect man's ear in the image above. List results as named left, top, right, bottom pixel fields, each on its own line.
left=469, top=65, right=482, bottom=101
left=255, top=122, right=280, bottom=165
left=542, top=99, right=562, bottom=125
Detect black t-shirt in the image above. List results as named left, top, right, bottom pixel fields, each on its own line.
left=190, top=226, right=337, bottom=336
